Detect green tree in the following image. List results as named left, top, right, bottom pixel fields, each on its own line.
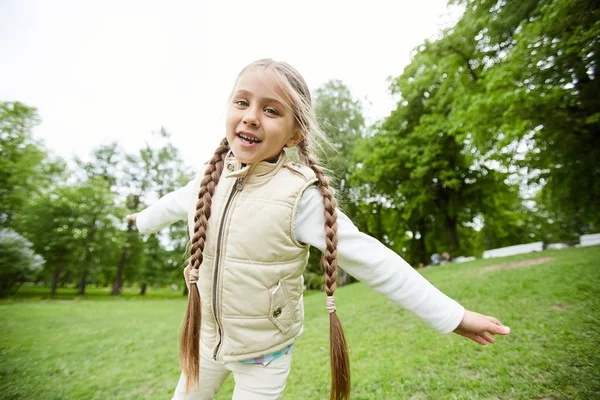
left=20, top=180, right=118, bottom=296
left=353, top=11, right=541, bottom=264
left=451, top=0, right=600, bottom=232
left=0, top=102, right=54, bottom=227
left=303, top=80, right=366, bottom=288
left=314, top=80, right=365, bottom=206
left=74, top=144, right=124, bottom=294
left=115, top=128, right=191, bottom=295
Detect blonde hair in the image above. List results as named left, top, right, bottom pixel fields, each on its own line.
left=180, top=59, right=350, bottom=400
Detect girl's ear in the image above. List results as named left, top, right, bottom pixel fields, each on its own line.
left=285, top=130, right=304, bottom=149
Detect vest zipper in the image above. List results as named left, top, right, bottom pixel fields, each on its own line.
left=212, top=177, right=245, bottom=360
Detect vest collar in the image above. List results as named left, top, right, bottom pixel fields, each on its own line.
left=223, top=150, right=286, bottom=179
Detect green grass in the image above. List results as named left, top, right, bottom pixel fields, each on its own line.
left=5, top=284, right=185, bottom=300
left=1, top=246, right=599, bottom=399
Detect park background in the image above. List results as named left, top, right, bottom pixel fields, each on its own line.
left=1, top=0, right=599, bottom=399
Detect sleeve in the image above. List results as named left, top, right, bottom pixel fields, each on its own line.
left=135, top=169, right=203, bottom=235
left=294, top=186, right=465, bottom=334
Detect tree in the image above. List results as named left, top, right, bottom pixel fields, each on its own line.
left=113, top=128, right=192, bottom=295
left=451, top=0, right=600, bottom=232
left=0, top=102, right=52, bottom=227
left=303, top=81, right=366, bottom=288
left=314, top=80, right=366, bottom=206
left=20, top=182, right=114, bottom=296
left=353, top=0, right=598, bottom=265
left=74, top=144, right=124, bottom=294
left=351, top=8, right=556, bottom=265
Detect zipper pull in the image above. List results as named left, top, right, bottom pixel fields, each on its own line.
left=235, top=178, right=245, bottom=191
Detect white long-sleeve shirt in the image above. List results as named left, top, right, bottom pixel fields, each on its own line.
left=137, top=176, right=465, bottom=335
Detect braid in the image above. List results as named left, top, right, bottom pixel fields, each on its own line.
left=298, top=143, right=339, bottom=296
left=298, top=141, right=350, bottom=400
left=190, top=138, right=229, bottom=269
left=180, top=137, right=229, bottom=392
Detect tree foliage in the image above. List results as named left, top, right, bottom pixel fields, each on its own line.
left=306, top=80, right=366, bottom=288
left=1, top=101, right=193, bottom=296
left=2, top=0, right=597, bottom=292
left=352, top=0, right=598, bottom=266
left=0, top=102, right=62, bottom=226
left=450, top=0, right=600, bottom=231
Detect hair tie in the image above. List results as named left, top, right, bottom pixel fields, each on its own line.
left=189, top=268, right=199, bottom=284
left=326, top=296, right=337, bottom=314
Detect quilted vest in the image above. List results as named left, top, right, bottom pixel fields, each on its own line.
left=186, top=151, right=318, bottom=362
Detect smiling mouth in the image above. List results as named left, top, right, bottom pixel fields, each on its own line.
left=237, top=132, right=262, bottom=144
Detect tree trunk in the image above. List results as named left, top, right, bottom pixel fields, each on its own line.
left=78, top=215, right=98, bottom=296
left=416, top=220, right=428, bottom=266
left=140, top=283, right=147, bottom=295
left=50, top=267, right=61, bottom=296
left=484, top=231, right=492, bottom=250
left=78, top=270, right=88, bottom=295
left=112, top=246, right=127, bottom=295
left=112, top=219, right=134, bottom=295
left=444, top=215, right=460, bottom=253
left=417, top=233, right=428, bottom=266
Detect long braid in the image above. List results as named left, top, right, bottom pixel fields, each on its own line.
left=298, top=141, right=350, bottom=400
left=180, top=137, right=229, bottom=392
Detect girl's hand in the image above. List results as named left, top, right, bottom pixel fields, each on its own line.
left=453, top=310, right=511, bottom=345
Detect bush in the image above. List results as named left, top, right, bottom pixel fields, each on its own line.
left=0, top=228, right=44, bottom=297
left=303, top=271, right=324, bottom=290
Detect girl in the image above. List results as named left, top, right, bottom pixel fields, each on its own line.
left=127, top=59, right=510, bottom=400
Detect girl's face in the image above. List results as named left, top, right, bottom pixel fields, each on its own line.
left=226, top=67, right=301, bottom=164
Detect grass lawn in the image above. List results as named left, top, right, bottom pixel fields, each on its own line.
left=1, top=246, right=599, bottom=399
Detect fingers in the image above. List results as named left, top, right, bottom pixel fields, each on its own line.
left=470, top=324, right=509, bottom=345
left=480, top=332, right=495, bottom=343
left=483, top=315, right=510, bottom=336
left=468, top=333, right=489, bottom=346
left=487, top=322, right=511, bottom=336
left=467, top=331, right=497, bottom=345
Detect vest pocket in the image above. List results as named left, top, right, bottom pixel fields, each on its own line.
left=269, top=281, right=293, bottom=333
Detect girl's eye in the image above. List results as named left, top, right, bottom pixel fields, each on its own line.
left=235, top=100, right=249, bottom=107
left=265, top=108, right=278, bottom=115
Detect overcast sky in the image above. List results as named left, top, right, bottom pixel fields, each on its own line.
left=1, top=0, right=461, bottom=169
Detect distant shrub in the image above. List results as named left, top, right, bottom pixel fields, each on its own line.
left=0, top=228, right=44, bottom=297
left=303, top=271, right=324, bottom=291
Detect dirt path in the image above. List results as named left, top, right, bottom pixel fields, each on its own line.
left=481, top=257, right=555, bottom=272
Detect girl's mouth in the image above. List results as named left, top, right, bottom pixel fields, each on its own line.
left=237, top=132, right=261, bottom=146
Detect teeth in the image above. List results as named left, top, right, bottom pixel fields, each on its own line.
left=239, top=133, right=260, bottom=143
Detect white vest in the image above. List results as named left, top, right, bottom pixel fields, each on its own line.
left=187, top=152, right=318, bottom=362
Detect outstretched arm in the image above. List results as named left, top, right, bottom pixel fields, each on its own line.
left=295, top=186, right=510, bottom=343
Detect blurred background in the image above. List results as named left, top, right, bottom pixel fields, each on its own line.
left=1, top=0, right=598, bottom=399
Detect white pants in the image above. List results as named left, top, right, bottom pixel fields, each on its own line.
left=171, top=349, right=294, bottom=400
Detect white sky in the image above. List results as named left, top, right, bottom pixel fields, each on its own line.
left=1, top=0, right=461, bottom=169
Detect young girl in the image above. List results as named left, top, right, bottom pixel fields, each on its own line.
left=127, top=59, right=510, bottom=400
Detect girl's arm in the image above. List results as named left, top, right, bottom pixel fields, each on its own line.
left=132, top=169, right=203, bottom=234
left=295, top=186, right=510, bottom=343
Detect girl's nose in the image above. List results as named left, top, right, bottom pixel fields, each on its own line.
left=242, top=108, right=260, bottom=127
